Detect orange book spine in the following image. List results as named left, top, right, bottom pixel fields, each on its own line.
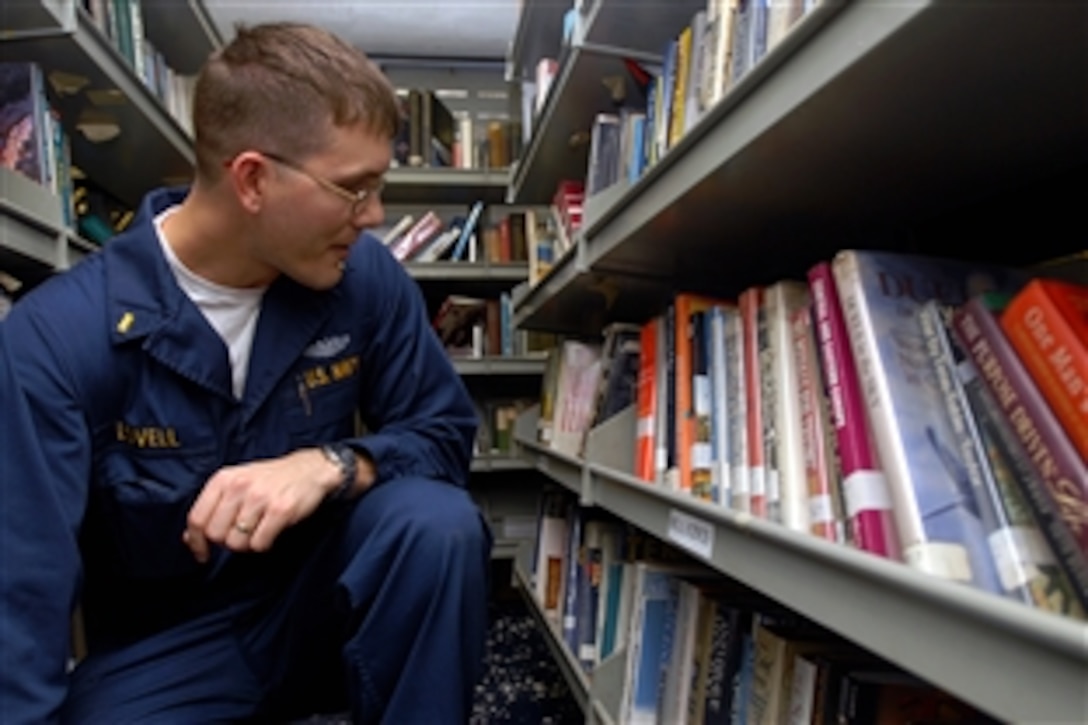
left=635, top=317, right=659, bottom=482
left=739, top=287, right=766, bottom=517
left=1001, top=278, right=1088, bottom=462
left=674, top=293, right=731, bottom=499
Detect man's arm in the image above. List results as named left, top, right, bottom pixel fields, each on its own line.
left=347, top=239, right=479, bottom=488
left=0, top=306, right=91, bottom=721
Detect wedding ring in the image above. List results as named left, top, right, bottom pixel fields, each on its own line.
left=234, top=521, right=254, bottom=535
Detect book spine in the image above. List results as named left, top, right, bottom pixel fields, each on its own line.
left=791, top=303, right=837, bottom=541
left=635, top=317, right=659, bottom=481
left=769, top=282, right=810, bottom=533
left=920, top=302, right=1083, bottom=614
left=1001, top=279, right=1088, bottom=461
left=725, top=308, right=750, bottom=512
left=807, top=262, right=899, bottom=558
left=951, top=296, right=1088, bottom=598
left=740, top=288, right=767, bottom=517
left=709, top=306, right=733, bottom=506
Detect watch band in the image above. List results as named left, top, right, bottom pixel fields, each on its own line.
left=321, top=443, right=357, bottom=501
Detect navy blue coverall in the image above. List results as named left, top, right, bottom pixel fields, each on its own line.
left=0, top=187, right=491, bottom=722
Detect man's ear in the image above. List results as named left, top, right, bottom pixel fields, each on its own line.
left=224, top=151, right=271, bottom=214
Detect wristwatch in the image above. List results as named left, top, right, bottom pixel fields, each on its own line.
left=320, top=442, right=358, bottom=501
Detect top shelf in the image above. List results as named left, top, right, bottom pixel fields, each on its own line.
left=140, top=0, right=222, bottom=75
left=2, top=0, right=220, bottom=206
left=514, top=0, right=1088, bottom=333
left=506, top=0, right=570, bottom=82
left=509, top=0, right=704, bottom=205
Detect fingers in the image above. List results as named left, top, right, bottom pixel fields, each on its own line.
left=184, top=469, right=267, bottom=560
left=183, top=482, right=222, bottom=563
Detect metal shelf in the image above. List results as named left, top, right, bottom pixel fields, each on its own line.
left=406, top=261, right=527, bottom=284
left=506, top=0, right=569, bottom=82
left=512, top=565, right=613, bottom=725
left=1, top=168, right=95, bottom=283
left=3, top=0, right=219, bottom=206
left=140, top=0, right=222, bottom=75
left=511, top=238, right=672, bottom=335
left=511, top=406, right=1088, bottom=723
left=582, top=0, right=704, bottom=54
left=470, top=455, right=534, bottom=473
left=382, top=167, right=510, bottom=205
left=452, top=356, right=548, bottom=377
left=509, top=42, right=659, bottom=205
left=516, top=0, right=1088, bottom=335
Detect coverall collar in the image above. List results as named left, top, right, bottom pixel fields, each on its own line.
left=103, top=187, right=340, bottom=417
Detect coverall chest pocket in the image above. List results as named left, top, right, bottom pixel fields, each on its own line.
left=92, top=431, right=219, bottom=581
left=287, top=367, right=360, bottom=447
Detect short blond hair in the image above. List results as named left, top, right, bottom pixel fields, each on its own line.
left=191, top=22, right=401, bottom=179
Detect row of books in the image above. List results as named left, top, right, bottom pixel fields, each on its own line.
left=535, top=323, right=641, bottom=459
left=526, top=180, right=584, bottom=286
left=472, top=397, right=535, bottom=459
left=1, top=62, right=76, bottom=228
left=432, top=293, right=557, bottom=360
left=380, top=202, right=485, bottom=263
left=581, top=0, right=821, bottom=203
left=81, top=0, right=195, bottom=135
left=529, top=487, right=997, bottom=724
left=531, top=249, right=1088, bottom=622
left=391, top=87, right=519, bottom=171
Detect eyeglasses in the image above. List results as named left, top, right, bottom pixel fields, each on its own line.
left=259, top=150, right=384, bottom=215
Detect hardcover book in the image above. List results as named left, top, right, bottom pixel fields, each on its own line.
left=832, top=249, right=1029, bottom=593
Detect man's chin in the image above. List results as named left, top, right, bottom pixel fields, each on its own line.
left=287, top=264, right=345, bottom=291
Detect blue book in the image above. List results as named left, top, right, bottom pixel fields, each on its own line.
left=450, top=200, right=484, bottom=261
left=831, top=249, right=1029, bottom=594
left=629, top=569, right=679, bottom=724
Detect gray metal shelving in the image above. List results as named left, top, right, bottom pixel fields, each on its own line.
left=470, top=455, right=534, bottom=473
left=2, top=0, right=220, bottom=207
left=505, top=0, right=569, bottom=83
left=508, top=0, right=713, bottom=206
left=512, top=0, right=1088, bottom=335
left=512, top=565, right=615, bottom=725
left=407, top=262, right=531, bottom=324
left=512, top=404, right=1088, bottom=723
left=383, top=167, right=510, bottom=205
left=453, top=355, right=548, bottom=377
left=0, top=168, right=95, bottom=284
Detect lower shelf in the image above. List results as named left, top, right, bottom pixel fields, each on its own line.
left=512, top=566, right=614, bottom=725
left=512, top=406, right=1088, bottom=723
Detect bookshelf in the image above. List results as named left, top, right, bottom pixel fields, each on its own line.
left=512, top=406, right=1088, bottom=723
left=512, top=0, right=1088, bottom=335
left=506, top=0, right=1088, bottom=722
left=383, top=167, right=509, bottom=206
left=2, top=0, right=219, bottom=207
left=0, top=167, right=95, bottom=285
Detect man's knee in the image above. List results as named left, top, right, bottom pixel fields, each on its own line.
left=340, top=477, right=491, bottom=578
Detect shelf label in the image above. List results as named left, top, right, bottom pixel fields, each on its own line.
left=667, top=509, right=714, bottom=560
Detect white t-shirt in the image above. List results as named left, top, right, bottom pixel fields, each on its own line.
left=155, top=208, right=266, bottom=399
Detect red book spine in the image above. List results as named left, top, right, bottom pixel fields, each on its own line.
left=807, top=262, right=900, bottom=559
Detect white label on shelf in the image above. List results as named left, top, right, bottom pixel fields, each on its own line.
left=808, top=494, right=834, bottom=525
left=988, top=525, right=1054, bottom=592
left=578, top=643, right=597, bottom=663
left=841, top=470, right=893, bottom=517
left=667, top=509, right=714, bottom=560
left=904, top=542, right=972, bottom=582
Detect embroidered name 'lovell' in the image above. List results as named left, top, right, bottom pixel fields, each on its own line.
left=304, top=334, right=351, bottom=359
